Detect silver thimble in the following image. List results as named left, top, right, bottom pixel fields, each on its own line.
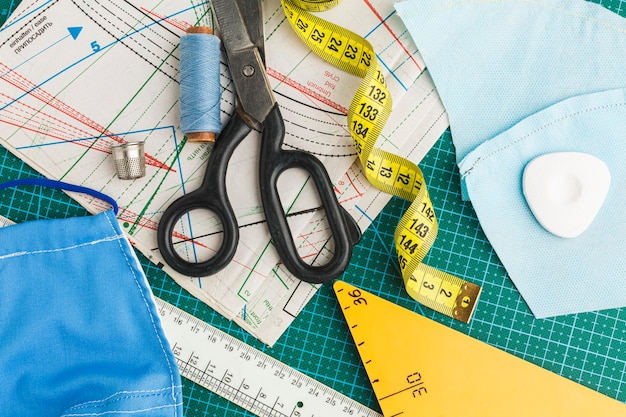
left=111, top=142, right=146, bottom=180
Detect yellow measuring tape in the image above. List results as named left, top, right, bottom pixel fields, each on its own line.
left=281, top=0, right=481, bottom=323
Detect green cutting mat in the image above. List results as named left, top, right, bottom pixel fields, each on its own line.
left=1, top=1, right=626, bottom=415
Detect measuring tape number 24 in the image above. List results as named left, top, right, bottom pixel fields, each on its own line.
left=281, top=0, right=481, bottom=323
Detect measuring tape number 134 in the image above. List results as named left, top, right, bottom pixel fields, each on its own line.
left=281, top=0, right=481, bottom=323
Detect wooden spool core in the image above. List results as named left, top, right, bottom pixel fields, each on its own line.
left=185, top=25, right=216, bottom=143
left=186, top=26, right=213, bottom=35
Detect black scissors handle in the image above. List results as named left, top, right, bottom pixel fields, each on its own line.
left=157, top=111, right=251, bottom=277
left=157, top=105, right=361, bottom=282
left=260, top=104, right=361, bottom=284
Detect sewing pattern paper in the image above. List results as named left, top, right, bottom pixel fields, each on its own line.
left=395, top=0, right=626, bottom=318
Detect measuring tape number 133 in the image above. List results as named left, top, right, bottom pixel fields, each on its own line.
left=281, top=0, right=481, bottom=323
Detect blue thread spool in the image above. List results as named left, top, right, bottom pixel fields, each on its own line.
left=179, top=26, right=222, bottom=142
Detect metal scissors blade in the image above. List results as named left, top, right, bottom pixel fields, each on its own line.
left=236, top=0, right=265, bottom=64
left=211, top=0, right=274, bottom=124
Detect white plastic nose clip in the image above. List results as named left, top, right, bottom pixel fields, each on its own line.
left=522, top=152, right=611, bottom=238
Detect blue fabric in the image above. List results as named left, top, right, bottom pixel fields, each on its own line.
left=395, top=0, right=626, bottom=166
left=395, top=0, right=626, bottom=317
left=0, top=210, right=184, bottom=416
left=460, top=89, right=626, bottom=318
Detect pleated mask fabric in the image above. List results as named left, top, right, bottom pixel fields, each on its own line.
left=0, top=210, right=184, bottom=416
left=395, top=0, right=626, bottom=318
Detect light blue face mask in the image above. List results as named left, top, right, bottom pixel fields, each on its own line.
left=395, top=0, right=626, bottom=318
left=0, top=179, right=183, bottom=416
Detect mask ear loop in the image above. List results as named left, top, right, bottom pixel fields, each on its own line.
left=0, top=178, right=119, bottom=215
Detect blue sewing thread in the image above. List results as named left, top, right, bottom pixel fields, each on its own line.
left=179, top=28, right=222, bottom=141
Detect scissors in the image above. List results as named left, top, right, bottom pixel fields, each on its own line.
left=157, top=0, right=361, bottom=284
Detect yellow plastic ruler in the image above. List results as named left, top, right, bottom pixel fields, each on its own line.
left=281, top=0, right=481, bottom=322
left=334, top=280, right=626, bottom=417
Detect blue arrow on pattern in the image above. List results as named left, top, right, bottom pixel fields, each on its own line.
left=67, top=27, right=83, bottom=40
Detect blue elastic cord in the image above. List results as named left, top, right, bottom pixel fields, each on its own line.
left=0, top=178, right=119, bottom=215
left=179, top=31, right=223, bottom=135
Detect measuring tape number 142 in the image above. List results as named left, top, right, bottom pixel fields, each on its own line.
left=281, top=0, right=481, bottom=323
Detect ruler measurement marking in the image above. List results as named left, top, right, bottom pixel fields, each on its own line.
left=180, top=354, right=282, bottom=415
left=378, top=382, right=426, bottom=401
left=154, top=297, right=381, bottom=417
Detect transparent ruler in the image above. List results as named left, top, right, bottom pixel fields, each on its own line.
left=0, top=214, right=14, bottom=228
left=155, top=297, right=381, bottom=417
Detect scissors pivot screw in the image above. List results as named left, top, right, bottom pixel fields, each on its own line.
left=242, top=65, right=256, bottom=77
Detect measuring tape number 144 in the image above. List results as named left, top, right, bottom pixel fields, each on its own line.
left=281, top=0, right=481, bottom=323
